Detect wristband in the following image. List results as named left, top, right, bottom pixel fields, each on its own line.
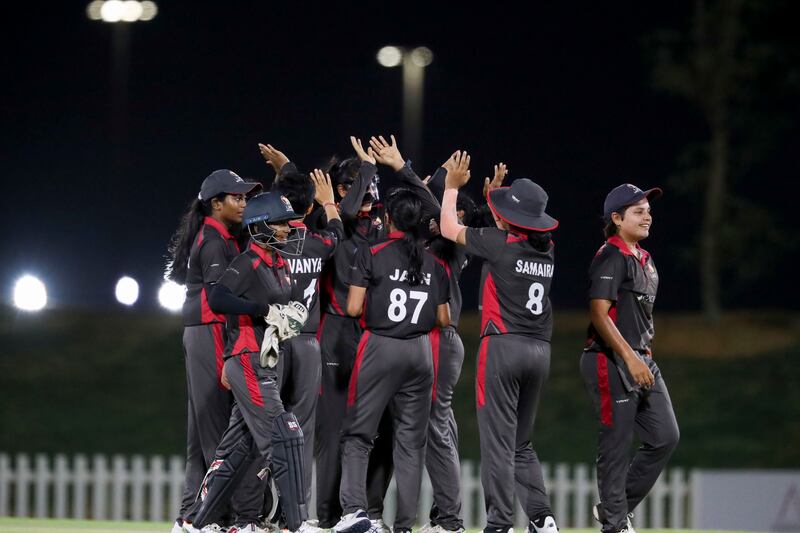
left=323, top=201, right=336, bottom=209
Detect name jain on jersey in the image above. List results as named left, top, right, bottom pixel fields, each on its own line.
left=389, top=269, right=432, bottom=285
left=515, top=260, right=554, bottom=277
left=286, top=257, right=323, bottom=274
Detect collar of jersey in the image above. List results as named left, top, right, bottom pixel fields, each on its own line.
left=203, top=216, right=236, bottom=240
left=249, top=242, right=284, bottom=267
left=387, top=230, right=405, bottom=239
left=606, top=235, right=650, bottom=262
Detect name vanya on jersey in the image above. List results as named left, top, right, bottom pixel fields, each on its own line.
left=515, top=260, right=554, bottom=278
left=286, top=257, right=323, bottom=274
left=389, top=269, right=432, bottom=285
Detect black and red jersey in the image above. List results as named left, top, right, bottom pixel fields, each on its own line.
left=350, top=231, right=450, bottom=339
left=282, top=219, right=343, bottom=334
left=218, top=243, right=292, bottom=358
left=428, top=244, right=469, bottom=328
left=465, top=226, right=555, bottom=342
left=182, top=217, right=242, bottom=326
left=585, top=235, right=659, bottom=354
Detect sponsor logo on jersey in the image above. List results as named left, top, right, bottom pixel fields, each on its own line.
left=389, top=269, right=432, bottom=285
left=515, top=260, right=554, bottom=278
left=286, top=257, right=323, bottom=274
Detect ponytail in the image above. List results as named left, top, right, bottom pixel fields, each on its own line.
left=165, top=194, right=222, bottom=283
left=386, top=188, right=425, bottom=286
left=525, top=230, right=552, bottom=253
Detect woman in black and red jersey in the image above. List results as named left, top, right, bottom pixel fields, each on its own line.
left=580, top=184, right=679, bottom=533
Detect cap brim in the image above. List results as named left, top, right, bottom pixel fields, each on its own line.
left=644, top=187, right=663, bottom=201
left=488, top=188, right=559, bottom=232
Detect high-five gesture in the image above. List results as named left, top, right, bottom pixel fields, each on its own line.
left=258, top=143, right=290, bottom=174
left=444, top=151, right=471, bottom=190
left=350, top=136, right=377, bottom=165
left=483, top=162, right=508, bottom=198
left=369, top=135, right=405, bottom=171
left=310, top=169, right=334, bottom=206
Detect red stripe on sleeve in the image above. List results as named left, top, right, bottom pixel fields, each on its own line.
left=476, top=336, right=490, bottom=408
left=597, top=352, right=613, bottom=427
left=429, top=328, right=441, bottom=401
left=211, top=323, right=226, bottom=390
left=347, top=331, right=371, bottom=407
left=239, top=353, right=265, bottom=407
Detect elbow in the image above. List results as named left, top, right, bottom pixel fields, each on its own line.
left=346, top=304, right=361, bottom=318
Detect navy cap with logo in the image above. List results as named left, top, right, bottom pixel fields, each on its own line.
left=487, top=178, right=559, bottom=231
left=603, top=183, right=662, bottom=221
left=199, top=169, right=262, bottom=201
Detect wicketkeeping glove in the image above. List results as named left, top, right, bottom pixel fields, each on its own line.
left=260, top=301, right=309, bottom=368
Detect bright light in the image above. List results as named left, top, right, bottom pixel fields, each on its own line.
left=100, top=0, right=125, bottom=22
left=115, top=276, right=139, bottom=306
left=377, top=46, right=403, bottom=68
left=13, top=275, right=47, bottom=312
left=86, top=0, right=104, bottom=20
left=158, top=280, right=185, bottom=312
left=410, top=47, right=434, bottom=67
left=139, top=1, right=158, bottom=21
left=120, top=0, right=143, bottom=21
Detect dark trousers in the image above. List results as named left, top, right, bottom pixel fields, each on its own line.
left=425, top=326, right=464, bottom=530
left=315, top=314, right=393, bottom=527
left=580, top=351, right=680, bottom=533
left=180, top=324, right=233, bottom=517
left=476, top=334, right=553, bottom=529
left=340, top=332, right=433, bottom=530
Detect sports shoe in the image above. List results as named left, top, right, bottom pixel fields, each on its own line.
left=592, top=503, right=635, bottom=533
left=332, top=510, right=372, bottom=533
left=202, top=524, right=230, bottom=533
left=482, top=528, right=514, bottom=533
left=229, top=524, right=268, bottom=533
left=416, top=524, right=436, bottom=533
left=424, top=526, right=465, bottom=533
left=371, top=519, right=391, bottom=533
left=528, top=515, right=558, bottom=533
left=293, top=521, right=324, bottom=533
left=171, top=520, right=186, bottom=533
left=182, top=523, right=202, bottom=533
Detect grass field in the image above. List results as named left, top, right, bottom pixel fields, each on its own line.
left=0, top=522, right=763, bottom=533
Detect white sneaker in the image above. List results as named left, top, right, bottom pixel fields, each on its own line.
left=202, top=524, right=230, bottom=533
left=371, top=519, right=391, bottom=533
left=416, top=524, right=435, bottom=533
left=528, top=516, right=558, bottom=533
left=230, top=524, right=268, bottom=533
left=171, top=520, right=186, bottom=533
left=332, top=510, right=372, bottom=533
left=425, top=526, right=465, bottom=533
left=182, top=523, right=202, bottom=533
left=293, top=521, right=324, bottom=533
left=592, top=503, right=635, bottom=533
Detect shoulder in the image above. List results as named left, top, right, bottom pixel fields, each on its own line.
left=369, top=237, right=400, bottom=255
left=590, top=241, right=627, bottom=269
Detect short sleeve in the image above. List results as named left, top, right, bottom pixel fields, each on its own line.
left=199, top=237, right=230, bottom=283
left=350, top=245, right=372, bottom=288
left=588, top=246, right=626, bottom=301
left=464, top=226, right=506, bottom=260
left=219, top=254, right=253, bottom=297
left=314, top=219, right=343, bottom=260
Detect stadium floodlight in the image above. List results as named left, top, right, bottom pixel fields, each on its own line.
left=115, top=276, right=139, bottom=306
left=377, top=46, right=403, bottom=68
left=87, top=0, right=158, bottom=22
left=410, top=47, right=434, bottom=67
left=158, top=280, right=185, bottom=312
left=13, top=275, right=47, bottom=312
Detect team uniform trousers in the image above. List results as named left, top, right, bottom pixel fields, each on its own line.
left=426, top=326, right=465, bottom=530
left=315, top=314, right=392, bottom=526
left=340, top=332, right=434, bottom=530
left=579, top=351, right=679, bottom=533
left=278, top=333, right=321, bottom=504
left=477, top=333, right=553, bottom=529
left=192, top=351, right=286, bottom=524
left=180, top=324, right=233, bottom=516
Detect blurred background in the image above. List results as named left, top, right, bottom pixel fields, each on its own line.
left=1, top=0, right=799, bottom=529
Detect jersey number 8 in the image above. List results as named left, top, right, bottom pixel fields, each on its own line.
left=387, top=288, right=429, bottom=324
left=526, top=282, right=545, bottom=315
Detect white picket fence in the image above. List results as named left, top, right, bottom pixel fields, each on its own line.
left=0, top=454, right=690, bottom=528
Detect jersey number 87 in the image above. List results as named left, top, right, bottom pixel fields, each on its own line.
left=387, top=288, right=428, bottom=324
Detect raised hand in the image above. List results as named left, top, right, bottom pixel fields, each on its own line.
left=350, top=136, right=377, bottom=165
left=258, top=143, right=290, bottom=174
left=444, top=150, right=471, bottom=190
left=483, top=162, right=508, bottom=198
left=369, top=134, right=405, bottom=171
left=310, top=169, right=335, bottom=206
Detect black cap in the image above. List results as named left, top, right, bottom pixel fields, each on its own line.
left=199, top=169, right=262, bottom=201
left=487, top=179, right=559, bottom=232
left=603, top=183, right=662, bottom=221
left=243, top=192, right=302, bottom=225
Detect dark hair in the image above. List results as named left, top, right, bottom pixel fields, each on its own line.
left=603, top=207, right=629, bottom=238
left=456, top=192, right=477, bottom=226
left=165, top=193, right=225, bottom=284
left=524, top=230, right=552, bottom=252
left=386, top=188, right=425, bottom=286
left=273, top=171, right=315, bottom=215
left=324, top=155, right=360, bottom=201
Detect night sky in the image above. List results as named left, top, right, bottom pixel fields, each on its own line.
left=3, top=1, right=798, bottom=312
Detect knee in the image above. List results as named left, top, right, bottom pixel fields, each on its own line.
left=514, top=441, right=537, bottom=462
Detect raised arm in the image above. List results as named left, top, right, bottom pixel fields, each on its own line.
left=338, top=136, right=378, bottom=220
left=258, top=143, right=295, bottom=176
left=440, top=151, right=471, bottom=245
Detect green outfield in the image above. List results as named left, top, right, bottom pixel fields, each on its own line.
left=0, top=522, right=763, bottom=533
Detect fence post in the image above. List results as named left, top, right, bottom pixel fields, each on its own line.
left=553, top=463, right=569, bottom=526
left=53, top=455, right=69, bottom=519
left=460, top=461, right=474, bottom=529
left=669, top=467, right=687, bottom=528
left=92, top=454, right=109, bottom=519
left=573, top=463, right=591, bottom=528
left=168, top=455, right=184, bottom=522
left=0, top=454, right=9, bottom=517
left=149, top=455, right=165, bottom=522
left=111, top=455, right=127, bottom=520
left=73, top=455, right=89, bottom=519
left=130, top=455, right=146, bottom=522
left=15, top=454, right=31, bottom=517
left=650, top=472, right=666, bottom=528
left=34, top=454, right=50, bottom=519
